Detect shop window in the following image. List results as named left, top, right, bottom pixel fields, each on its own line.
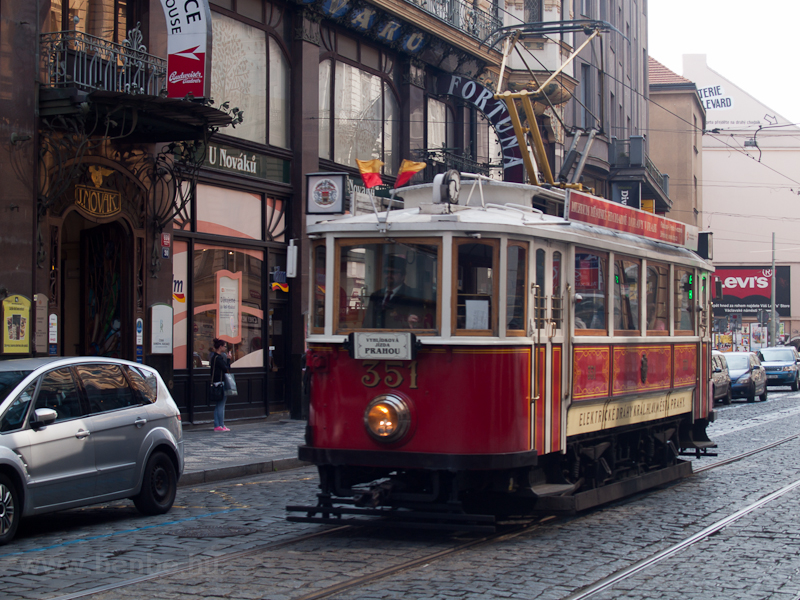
left=49, top=0, right=127, bottom=43
left=646, top=262, right=669, bottom=333
left=674, top=267, right=695, bottom=334
left=506, top=243, right=527, bottom=334
left=312, top=242, right=326, bottom=332
left=192, top=245, right=264, bottom=368
left=196, top=184, right=262, bottom=240
left=210, top=13, right=291, bottom=149
left=455, top=239, right=498, bottom=334
left=266, top=197, right=286, bottom=242
left=173, top=240, right=189, bottom=370
left=574, top=249, right=607, bottom=334
left=337, top=240, right=439, bottom=332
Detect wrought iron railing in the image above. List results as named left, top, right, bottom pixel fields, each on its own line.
left=40, top=25, right=167, bottom=96
left=406, top=0, right=502, bottom=41
left=415, top=148, right=494, bottom=177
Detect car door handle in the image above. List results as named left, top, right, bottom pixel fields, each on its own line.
left=134, top=417, right=147, bottom=428
left=75, top=429, right=91, bottom=440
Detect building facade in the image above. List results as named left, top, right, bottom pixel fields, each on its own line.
left=681, top=54, right=800, bottom=349
left=0, top=0, right=673, bottom=423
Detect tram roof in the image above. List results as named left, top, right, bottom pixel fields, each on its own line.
left=307, top=197, right=712, bottom=270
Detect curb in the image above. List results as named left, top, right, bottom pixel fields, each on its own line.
left=178, top=458, right=311, bottom=487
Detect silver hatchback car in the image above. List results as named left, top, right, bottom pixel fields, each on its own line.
left=0, top=357, right=184, bottom=544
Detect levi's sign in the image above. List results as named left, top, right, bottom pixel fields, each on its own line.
left=566, top=190, right=698, bottom=250
left=354, top=332, right=413, bottom=360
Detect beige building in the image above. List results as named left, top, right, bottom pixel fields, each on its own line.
left=681, top=54, right=800, bottom=347
left=648, top=57, right=705, bottom=227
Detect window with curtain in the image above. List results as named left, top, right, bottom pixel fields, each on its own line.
left=211, top=13, right=291, bottom=148
left=318, top=31, right=399, bottom=175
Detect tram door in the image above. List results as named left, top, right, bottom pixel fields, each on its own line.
left=530, top=241, right=567, bottom=455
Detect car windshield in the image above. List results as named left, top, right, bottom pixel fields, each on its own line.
left=725, top=355, right=750, bottom=370
left=760, top=348, right=795, bottom=362
left=0, top=371, right=33, bottom=402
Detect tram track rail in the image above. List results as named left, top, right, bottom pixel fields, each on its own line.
left=44, top=432, right=800, bottom=600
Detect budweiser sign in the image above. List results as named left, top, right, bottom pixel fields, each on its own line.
left=566, top=191, right=699, bottom=250
left=160, top=0, right=212, bottom=98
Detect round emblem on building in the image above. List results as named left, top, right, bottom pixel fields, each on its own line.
left=312, top=179, right=339, bottom=208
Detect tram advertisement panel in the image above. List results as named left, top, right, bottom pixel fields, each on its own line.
left=713, top=266, right=790, bottom=317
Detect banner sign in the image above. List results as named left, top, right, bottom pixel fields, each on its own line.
left=2, top=295, right=31, bottom=354
left=160, top=0, right=212, bottom=98
left=713, top=266, right=790, bottom=318
left=566, top=190, right=699, bottom=251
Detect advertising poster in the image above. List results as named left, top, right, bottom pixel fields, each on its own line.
left=159, top=0, right=212, bottom=98
left=216, top=270, right=242, bottom=344
left=2, top=295, right=31, bottom=354
left=713, top=266, right=790, bottom=317
left=150, top=304, right=174, bottom=354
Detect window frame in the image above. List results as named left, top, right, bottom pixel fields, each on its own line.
left=453, top=238, right=500, bottom=336
left=333, top=237, right=443, bottom=335
left=674, top=266, right=696, bottom=336
left=613, top=255, right=641, bottom=335
left=574, top=248, right=609, bottom=336
left=311, top=240, right=327, bottom=334
left=505, top=240, right=529, bottom=337
left=645, top=260, right=670, bottom=336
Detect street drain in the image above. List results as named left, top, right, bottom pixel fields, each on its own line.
left=169, top=526, right=257, bottom=538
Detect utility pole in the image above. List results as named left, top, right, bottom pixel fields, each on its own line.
left=770, top=232, right=777, bottom=346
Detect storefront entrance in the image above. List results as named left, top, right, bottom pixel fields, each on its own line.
left=62, top=214, right=133, bottom=359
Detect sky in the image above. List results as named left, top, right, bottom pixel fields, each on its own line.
left=648, top=0, right=800, bottom=125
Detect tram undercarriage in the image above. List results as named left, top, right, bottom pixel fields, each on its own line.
left=286, top=417, right=716, bottom=532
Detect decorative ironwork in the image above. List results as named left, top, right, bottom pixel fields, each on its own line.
left=135, top=235, right=145, bottom=311
left=413, top=147, right=494, bottom=177
left=407, top=0, right=501, bottom=41
left=49, top=225, right=60, bottom=308
left=40, top=24, right=167, bottom=96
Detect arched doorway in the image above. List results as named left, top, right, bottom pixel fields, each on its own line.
left=62, top=212, right=133, bottom=359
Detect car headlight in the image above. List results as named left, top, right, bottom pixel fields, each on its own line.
left=738, top=373, right=751, bottom=383
left=364, top=394, right=410, bottom=443
left=783, top=365, right=796, bottom=371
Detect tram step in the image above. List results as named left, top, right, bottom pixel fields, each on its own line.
left=529, top=482, right=579, bottom=497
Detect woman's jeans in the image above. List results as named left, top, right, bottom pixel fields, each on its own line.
left=214, top=396, right=226, bottom=428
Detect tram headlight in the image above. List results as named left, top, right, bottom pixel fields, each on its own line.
left=364, top=394, right=410, bottom=443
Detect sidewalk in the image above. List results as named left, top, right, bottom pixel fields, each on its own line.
left=179, top=419, right=310, bottom=486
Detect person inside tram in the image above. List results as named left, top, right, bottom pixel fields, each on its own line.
left=363, top=258, right=424, bottom=329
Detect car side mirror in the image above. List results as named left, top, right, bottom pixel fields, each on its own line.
left=31, top=407, right=57, bottom=428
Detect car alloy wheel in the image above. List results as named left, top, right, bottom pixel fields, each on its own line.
left=0, top=474, right=20, bottom=545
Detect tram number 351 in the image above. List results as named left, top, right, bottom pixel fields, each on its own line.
left=361, top=360, right=419, bottom=389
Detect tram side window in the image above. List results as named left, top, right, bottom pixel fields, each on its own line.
left=674, top=267, right=695, bottom=333
left=338, top=241, right=439, bottom=332
left=506, top=243, right=527, bottom=333
left=613, top=257, right=640, bottom=333
left=312, top=242, right=326, bottom=331
left=646, top=262, right=669, bottom=333
left=455, top=240, right=498, bottom=333
left=574, top=250, right=607, bottom=333
left=534, top=249, right=546, bottom=329
left=552, top=251, right=563, bottom=329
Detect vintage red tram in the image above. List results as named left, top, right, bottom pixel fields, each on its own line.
left=288, top=176, right=716, bottom=531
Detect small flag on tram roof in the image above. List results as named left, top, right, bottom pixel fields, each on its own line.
left=394, top=160, right=427, bottom=188
left=355, top=159, right=384, bottom=189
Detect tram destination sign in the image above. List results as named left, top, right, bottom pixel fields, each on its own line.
left=566, top=191, right=699, bottom=251
left=351, top=332, right=415, bottom=361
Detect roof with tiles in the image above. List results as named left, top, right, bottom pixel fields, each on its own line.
left=649, top=57, right=694, bottom=85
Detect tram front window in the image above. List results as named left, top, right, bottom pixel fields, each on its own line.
left=337, top=241, right=438, bottom=332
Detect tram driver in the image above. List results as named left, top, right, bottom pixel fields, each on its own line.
left=363, top=258, right=425, bottom=329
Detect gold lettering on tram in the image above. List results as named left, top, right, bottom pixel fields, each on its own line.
left=360, top=360, right=419, bottom=389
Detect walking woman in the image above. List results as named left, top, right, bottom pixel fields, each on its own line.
left=210, top=338, right=231, bottom=432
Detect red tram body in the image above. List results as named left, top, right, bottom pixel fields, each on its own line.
left=289, top=177, right=716, bottom=531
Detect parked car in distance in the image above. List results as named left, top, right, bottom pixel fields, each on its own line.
left=758, top=346, right=800, bottom=391
left=711, top=351, right=732, bottom=405
left=725, top=351, right=768, bottom=403
left=0, top=357, right=184, bottom=545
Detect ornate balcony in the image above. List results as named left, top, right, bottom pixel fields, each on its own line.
left=40, top=25, right=167, bottom=96
left=406, top=0, right=502, bottom=41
